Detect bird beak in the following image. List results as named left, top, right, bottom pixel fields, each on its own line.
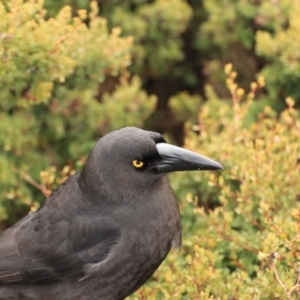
left=155, top=143, right=224, bottom=173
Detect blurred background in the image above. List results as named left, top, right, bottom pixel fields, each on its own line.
left=0, top=0, right=300, bottom=298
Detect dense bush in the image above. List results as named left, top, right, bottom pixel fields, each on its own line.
left=1, top=0, right=300, bottom=299
left=0, top=0, right=152, bottom=225
left=200, top=0, right=300, bottom=107
left=255, top=0, right=300, bottom=102
left=129, top=67, right=300, bottom=299
left=38, top=0, right=300, bottom=126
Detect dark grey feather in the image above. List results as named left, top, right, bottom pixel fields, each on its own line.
left=0, top=127, right=222, bottom=300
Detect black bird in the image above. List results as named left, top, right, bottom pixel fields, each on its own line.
left=0, top=127, right=223, bottom=300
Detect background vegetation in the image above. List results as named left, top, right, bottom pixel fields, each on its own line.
left=0, top=0, right=300, bottom=298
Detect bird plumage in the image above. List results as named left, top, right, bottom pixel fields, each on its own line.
left=0, top=127, right=222, bottom=299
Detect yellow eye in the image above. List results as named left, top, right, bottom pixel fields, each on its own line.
left=132, top=160, right=144, bottom=168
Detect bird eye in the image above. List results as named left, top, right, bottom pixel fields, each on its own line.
left=132, top=160, right=144, bottom=168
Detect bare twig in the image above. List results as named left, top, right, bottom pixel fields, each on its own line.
left=287, top=266, right=300, bottom=298
left=13, top=167, right=51, bottom=197
left=271, top=261, right=289, bottom=298
left=271, top=256, right=300, bottom=299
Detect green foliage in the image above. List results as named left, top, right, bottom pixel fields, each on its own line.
left=1, top=0, right=300, bottom=298
left=199, top=0, right=300, bottom=105
left=169, top=92, right=202, bottom=124
left=44, top=0, right=194, bottom=86
left=129, top=69, right=300, bottom=299
left=256, top=0, right=300, bottom=101
left=199, top=0, right=258, bottom=50
left=97, top=76, right=157, bottom=133
left=41, top=0, right=300, bottom=105
left=0, top=1, right=131, bottom=107
left=109, top=0, right=193, bottom=77
left=0, top=0, right=157, bottom=224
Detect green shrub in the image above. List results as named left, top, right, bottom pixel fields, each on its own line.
left=107, top=0, right=193, bottom=77
left=36, top=0, right=300, bottom=108
left=256, top=0, right=300, bottom=102
left=129, top=66, right=300, bottom=299
left=1, top=1, right=300, bottom=298
left=199, top=0, right=300, bottom=106
left=0, top=0, right=156, bottom=224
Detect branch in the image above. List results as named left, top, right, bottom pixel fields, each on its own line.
left=13, top=167, right=51, bottom=197
left=271, top=261, right=289, bottom=298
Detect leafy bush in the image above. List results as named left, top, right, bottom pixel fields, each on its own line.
left=109, top=0, right=193, bottom=77
left=129, top=66, right=300, bottom=299
left=0, top=0, right=157, bottom=225
left=199, top=0, right=300, bottom=106
left=256, top=0, right=300, bottom=102
left=1, top=0, right=300, bottom=299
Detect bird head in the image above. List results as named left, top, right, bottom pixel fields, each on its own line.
left=79, top=127, right=223, bottom=200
